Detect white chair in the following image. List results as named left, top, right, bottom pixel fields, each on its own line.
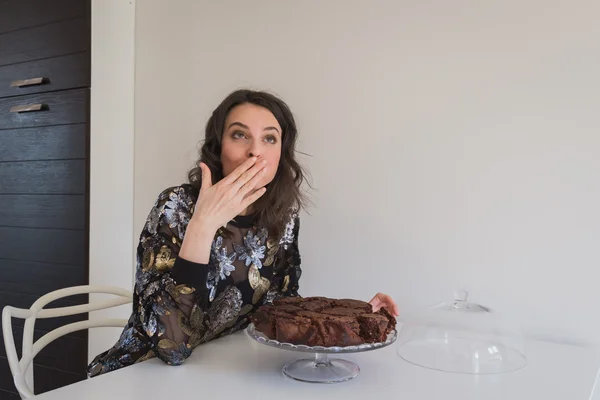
left=2, top=285, right=132, bottom=399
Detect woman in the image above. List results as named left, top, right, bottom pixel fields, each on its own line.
left=88, top=89, right=399, bottom=377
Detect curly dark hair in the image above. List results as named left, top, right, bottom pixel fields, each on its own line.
left=188, top=89, right=309, bottom=238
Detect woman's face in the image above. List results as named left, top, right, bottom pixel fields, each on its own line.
left=221, top=103, right=282, bottom=187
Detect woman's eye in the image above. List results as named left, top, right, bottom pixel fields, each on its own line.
left=232, top=131, right=246, bottom=139
left=264, top=135, right=277, bottom=144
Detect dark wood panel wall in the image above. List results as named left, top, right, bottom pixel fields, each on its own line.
left=0, top=0, right=91, bottom=396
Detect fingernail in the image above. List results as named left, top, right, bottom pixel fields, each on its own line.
left=261, top=159, right=267, bottom=165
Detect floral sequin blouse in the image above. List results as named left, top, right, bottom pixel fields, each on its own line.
left=87, top=184, right=302, bottom=377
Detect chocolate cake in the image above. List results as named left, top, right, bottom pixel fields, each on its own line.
left=251, top=296, right=396, bottom=347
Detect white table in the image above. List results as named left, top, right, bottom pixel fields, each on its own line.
left=36, top=331, right=599, bottom=399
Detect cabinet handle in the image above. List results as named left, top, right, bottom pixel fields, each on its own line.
left=10, top=104, right=48, bottom=113
left=10, top=77, right=47, bottom=88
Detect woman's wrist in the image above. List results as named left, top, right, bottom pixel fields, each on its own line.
left=179, top=217, right=216, bottom=264
left=190, top=213, right=221, bottom=234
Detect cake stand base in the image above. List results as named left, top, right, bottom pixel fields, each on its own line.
left=282, top=353, right=360, bottom=383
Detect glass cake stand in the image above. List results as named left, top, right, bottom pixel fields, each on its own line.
left=246, top=323, right=398, bottom=383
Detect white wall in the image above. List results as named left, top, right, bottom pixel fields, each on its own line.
left=96, top=0, right=600, bottom=355
left=89, top=0, right=136, bottom=362
left=134, top=2, right=199, bottom=237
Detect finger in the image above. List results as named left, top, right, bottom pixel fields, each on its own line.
left=371, top=293, right=398, bottom=315
left=378, top=292, right=393, bottom=304
left=382, top=299, right=398, bottom=316
left=240, top=187, right=267, bottom=210
left=380, top=294, right=399, bottom=316
left=238, top=165, right=267, bottom=196
left=199, top=163, right=213, bottom=191
left=231, top=159, right=267, bottom=192
left=368, top=297, right=381, bottom=312
left=220, top=157, right=258, bottom=186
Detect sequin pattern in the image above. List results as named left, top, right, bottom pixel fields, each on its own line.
left=213, top=236, right=236, bottom=280
left=87, top=185, right=302, bottom=377
left=262, top=287, right=283, bottom=305
left=163, top=187, right=194, bottom=239
left=234, top=229, right=267, bottom=269
left=279, top=210, right=298, bottom=249
left=205, top=286, right=243, bottom=337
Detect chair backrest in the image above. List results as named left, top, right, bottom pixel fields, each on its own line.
left=2, top=285, right=133, bottom=399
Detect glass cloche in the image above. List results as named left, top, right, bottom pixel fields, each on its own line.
left=396, top=290, right=527, bottom=374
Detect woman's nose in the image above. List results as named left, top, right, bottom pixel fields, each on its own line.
left=248, top=144, right=261, bottom=158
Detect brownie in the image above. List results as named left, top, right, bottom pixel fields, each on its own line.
left=296, top=310, right=328, bottom=319
left=332, top=299, right=373, bottom=312
left=302, top=296, right=332, bottom=302
left=319, top=316, right=362, bottom=346
left=274, top=315, right=317, bottom=344
left=293, top=311, right=330, bottom=346
left=376, top=306, right=397, bottom=333
left=251, top=296, right=396, bottom=347
left=251, top=307, right=276, bottom=337
left=357, top=314, right=390, bottom=342
left=297, top=299, right=331, bottom=312
left=270, top=304, right=304, bottom=314
left=294, top=311, right=362, bottom=346
left=273, top=296, right=304, bottom=305
left=321, top=307, right=364, bottom=317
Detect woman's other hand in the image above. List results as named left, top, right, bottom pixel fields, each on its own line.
left=368, top=292, right=399, bottom=316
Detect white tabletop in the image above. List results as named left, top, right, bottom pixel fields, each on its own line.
left=36, top=331, right=599, bottom=399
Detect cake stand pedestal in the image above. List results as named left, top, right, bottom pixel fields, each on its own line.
left=246, top=323, right=398, bottom=384
left=282, top=352, right=360, bottom=383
